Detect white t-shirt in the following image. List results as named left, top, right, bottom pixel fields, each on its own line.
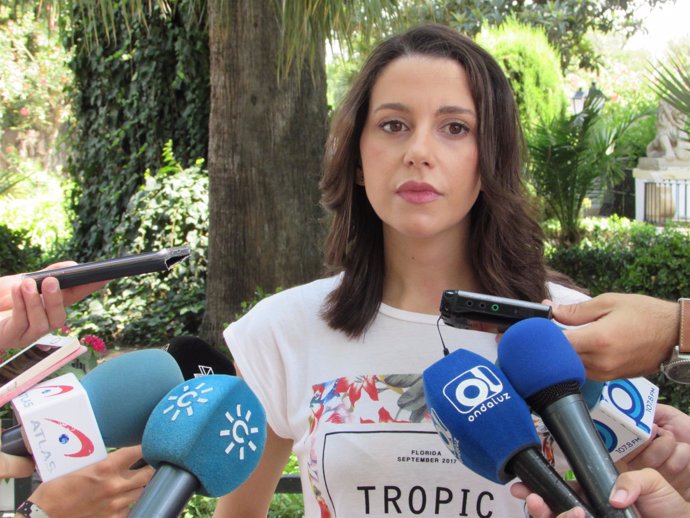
left=225, top=276, right=588, bottom=518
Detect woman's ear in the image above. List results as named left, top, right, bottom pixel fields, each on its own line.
left=355, top=167, right=365, bottom=186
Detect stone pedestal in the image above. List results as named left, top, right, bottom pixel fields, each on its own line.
left=636, top=157, right=690, bottom=172
left=633, top=159, right=690, bottom=223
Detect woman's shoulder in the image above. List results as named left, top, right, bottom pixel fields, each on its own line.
left=236, top=275, right=340, bottom=321
left=546, top=281, right=591, bottom=304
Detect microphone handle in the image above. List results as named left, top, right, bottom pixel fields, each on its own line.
left=507, top=447, right=594, bottom=518
left=540, top=394, right=640, bottom=518
left=1, top=424, right=30, bottom=457
left=128, top=463, right=199, bottom=518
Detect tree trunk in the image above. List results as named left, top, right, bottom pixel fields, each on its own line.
left=201, top=0, right=327, bottom=349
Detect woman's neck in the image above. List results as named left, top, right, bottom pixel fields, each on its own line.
left=381, top=229, right=480, bottom=315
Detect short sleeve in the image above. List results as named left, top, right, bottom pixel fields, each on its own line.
left=223, top=295, right=293, bottom=440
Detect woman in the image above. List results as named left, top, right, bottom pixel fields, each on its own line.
left=213, top=23, right=587, bottom=518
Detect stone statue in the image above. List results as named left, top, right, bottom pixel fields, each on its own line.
left=646, top=100, right=690, bottom=161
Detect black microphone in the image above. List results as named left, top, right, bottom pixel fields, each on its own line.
left=498, top=318, right=640, bottom=518
left=165, top=336, right=236, bottom=379
left=423, top=348, right=594, bottom=517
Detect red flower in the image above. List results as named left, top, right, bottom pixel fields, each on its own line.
left=18, top=106, right=29, bottom=117
left=80, top=335, right=106, bottom=354
left=377, top=407, right=407, bottom=423
left=335, top=377, right=350, bottom=394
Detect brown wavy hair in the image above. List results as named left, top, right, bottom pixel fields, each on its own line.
left=320, top=23, right=553, bottom=338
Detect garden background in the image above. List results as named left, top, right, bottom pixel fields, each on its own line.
left=1, top=1, right=689, bottom=516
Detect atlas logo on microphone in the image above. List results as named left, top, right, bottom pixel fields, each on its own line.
left=442, top=365, right=511, bottom=422
left=36, top=385, right=74, bottom=397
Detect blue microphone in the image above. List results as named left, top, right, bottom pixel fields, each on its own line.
left=129, top=374, right=267, bottom=518
left=81, top=348, right=185, bottom=447
left=2, top=348, right=184, bottom=456
left=423, top=348, right=593, bottom=517
left=498, top=318, right=640, bottom=518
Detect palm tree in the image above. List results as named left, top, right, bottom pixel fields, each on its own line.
left=528, top=96, right=639, bottom=245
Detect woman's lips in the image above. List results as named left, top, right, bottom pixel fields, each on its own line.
left=397, top=181, right=441, bottom=204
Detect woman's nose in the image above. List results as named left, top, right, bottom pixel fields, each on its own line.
left=403, top=130, right=433, bottom=168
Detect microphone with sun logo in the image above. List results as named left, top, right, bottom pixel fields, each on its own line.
left=128, top=374, right=267, bottom=518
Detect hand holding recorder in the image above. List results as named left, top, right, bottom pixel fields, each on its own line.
left=0, top=247, right=190, bottom=352
left=0, top=262, right=105, bottom=351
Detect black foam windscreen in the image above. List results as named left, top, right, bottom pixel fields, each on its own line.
left=165, top=336, right=236, bottom=380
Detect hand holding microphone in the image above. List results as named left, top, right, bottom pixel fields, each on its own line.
left=129, top=374, right=266, bottom=518
left=498, top=317, right=640, bottom=518
left=423, top=348, right=594, bottom=517
left=514, top=467, right=690, bottom=518
left=27, top=445, right=153, bottom=518
left=0, top=438, right=34, bottom=479
left=547, top=294, right=681, bottom=379
left=620, top=404, right=690, bottom=502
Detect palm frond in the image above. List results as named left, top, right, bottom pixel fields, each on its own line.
left=274, top=0, right=402, bottom=82
left=649, top=52, right=690, bottom=117
left=0, top=170, right=31, bottom=197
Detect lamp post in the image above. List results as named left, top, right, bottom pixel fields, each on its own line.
left=571, top=81, right=606, bottom=114
left=571, top=87, right=586, bottom=114
left=587, top=81, right=606, bottom=102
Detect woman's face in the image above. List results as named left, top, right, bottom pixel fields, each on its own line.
left=359, top=55, right=481, bottom=242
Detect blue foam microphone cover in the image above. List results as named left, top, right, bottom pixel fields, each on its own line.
left=142, top=374, right=267, bottom=497
left=423, top=348, right=539, bottom=484
left=497, top=317, right=585, bottom=398
left=80, top=348, right=184, bottom=447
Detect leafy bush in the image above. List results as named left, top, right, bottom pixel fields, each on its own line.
left=477, top=18, right=566, bottom=135
left=0, top=223, right=41, bottom=275
left=66, top=142, right=208, bottom=346
left=0, top=167, right=73, bottom=259
left=546, top=216, right=690, bottom=300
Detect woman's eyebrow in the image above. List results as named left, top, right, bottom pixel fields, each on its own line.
left=373, top=102, right=476, bottom=118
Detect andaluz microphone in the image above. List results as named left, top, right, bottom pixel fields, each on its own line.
left=423, top=348, right=594, bottom=517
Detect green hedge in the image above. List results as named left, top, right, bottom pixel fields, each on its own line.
left=0, top=224, right=42, bottom=276
left=546, top=216, right=689, bottom=300
left=546, top=216, right=690, bottom=411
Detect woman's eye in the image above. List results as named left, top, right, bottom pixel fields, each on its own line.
left=446, top=122, right=469, bottom=135
left=381, top=120, right=406, bottom=133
